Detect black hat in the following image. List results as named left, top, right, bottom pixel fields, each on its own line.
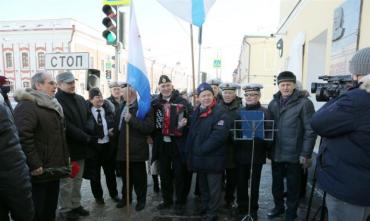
left=277, top=71, right=296, bottom=84
left=197, top=82, right=213, bottom=95
left=158, top=75, right=171, bottom=85
left=89, top=87, right=102, bottom=99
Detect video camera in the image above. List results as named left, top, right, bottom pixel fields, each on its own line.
left=311, top=75, right=353, bottom=102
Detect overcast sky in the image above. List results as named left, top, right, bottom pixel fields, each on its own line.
left=0, top=0, right=279, bottom=82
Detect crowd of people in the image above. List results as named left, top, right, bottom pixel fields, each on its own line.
left=0, top=48, right=369, bottom=221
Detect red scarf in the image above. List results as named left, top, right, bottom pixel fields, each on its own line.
left=199, top=99, right=217, bottom=118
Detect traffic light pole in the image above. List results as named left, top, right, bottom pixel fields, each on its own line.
left=115, top=6, right=120, bottom=82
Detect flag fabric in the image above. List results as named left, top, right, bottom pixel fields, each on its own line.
left=127, top=2, right=151, bottom=119
left=157, top=0, right=216, bottom=27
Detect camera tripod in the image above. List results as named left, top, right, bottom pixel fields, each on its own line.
left=305, top=145, right=327, bottom=221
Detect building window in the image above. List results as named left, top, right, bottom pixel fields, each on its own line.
left=38, top=52, right=45, bottom=68
left=23, top=81, right=30, bottom=88
left=5, top=53, right=13, bottom=68
left=22, top=52, right=29, bottom=68
left=9, top=81, right=15, bottom=93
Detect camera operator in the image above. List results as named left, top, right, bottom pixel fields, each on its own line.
left=311, top=47, right=370, bottom=221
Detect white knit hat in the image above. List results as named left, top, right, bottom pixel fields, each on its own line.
left=349, top=47, right=370, bottom=75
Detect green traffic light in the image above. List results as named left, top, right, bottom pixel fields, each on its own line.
left=106, top=32, right=116, bottom=44
left=102, top=30, right=117, bottom=45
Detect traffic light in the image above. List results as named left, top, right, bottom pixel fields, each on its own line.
left=105, top=70, right=112, bottom=79
left=102, top=5, right=117, bottom=45
left=273, top=75, right=277, bottom=86
left=102, top=5, right=125, bottom=46
left=86, top=69, right=101, bottom=91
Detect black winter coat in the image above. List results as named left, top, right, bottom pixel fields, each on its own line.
left=235, top=103, right=272, bottom=165
left=311, top=78, right=370, bottom=207
left=268, top=89, right=316, bottom=162
left=55, top=90, right=89, bottom=160
left=151, top=90, right=193, bottom=163
left=186, top=101, right=231, bottom=173
left=219, top=99, right=242, bottom=168
left=117, top=101, right=155, bottom=162
left=0, top=96, right=34, bottom=220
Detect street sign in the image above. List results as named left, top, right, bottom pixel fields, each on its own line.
left=106, top=62, right=112, bottom=70
left=103, top=0, right=130, bottom=6
left=45, top=52, right=89, bottom=70
left=213, top=59, right=221, bottom=68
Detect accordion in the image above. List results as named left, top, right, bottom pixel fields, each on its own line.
left=162, top=103, right=185, bottom=137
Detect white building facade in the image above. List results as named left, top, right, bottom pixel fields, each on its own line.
left=0, top=18, right=122, bottom=97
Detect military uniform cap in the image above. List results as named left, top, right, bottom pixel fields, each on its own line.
left=158, top=75, right=172, bottom=85
left=219, top=82, right=240, bottom=91
left=207, top=78, right=222, bottom=86
left=242, top=83, right=263, bottom=91
left=109, top=81, right=121, bottom=88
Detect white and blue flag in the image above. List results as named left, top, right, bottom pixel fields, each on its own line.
left=157, top=0, right=216, bottom=27
left=127, top=2, right=151, bottom=119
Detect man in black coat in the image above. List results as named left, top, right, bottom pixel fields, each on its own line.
left=55, top=72, right=91, bottom=221
left=207, top=79, right=223, bottom=102
left=267, top=71, right=316, bottom=221
left=151, top=75, right=193, bottom=214
left=116, top=86, right=154, bottom=211
left=0, top=85, right=34, bottom=221
left=186, top=83, right=231, bottom=221
left=235, top=83, right=272, bottom=220
left=218, top=83, right=241, bottom=209
left=84, top=88, right=119, bottom=205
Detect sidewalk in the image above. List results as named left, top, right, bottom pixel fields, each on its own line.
left=57, top=163, right=323, bottom=221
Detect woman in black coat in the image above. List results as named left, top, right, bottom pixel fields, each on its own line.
left=84, top=88, right=119, bottom=204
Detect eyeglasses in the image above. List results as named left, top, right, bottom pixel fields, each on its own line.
left=244, top=93, right=259, bottom=97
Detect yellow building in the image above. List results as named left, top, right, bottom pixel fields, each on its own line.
left=276, top=0, right=370, bottom=109
left=234, top=36, right=278, bottom=105
left=237, top=0, right=369, bottom=108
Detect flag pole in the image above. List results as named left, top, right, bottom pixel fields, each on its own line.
left=190, top=24, right=196, bottom=105
left=125, top=4, right=131, bottom=216
left=197, top=26, right=202, bottom=85
left=125, top=101, right=130, bottom=216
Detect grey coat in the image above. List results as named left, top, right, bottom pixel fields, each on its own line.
left=268, top=89, right=316, bottom=162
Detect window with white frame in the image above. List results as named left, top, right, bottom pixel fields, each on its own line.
left=22, top=52, right=29, bottom=68
left=38, top=52, right=45, bottom=68
left=5, top=53, right=13, bottom=68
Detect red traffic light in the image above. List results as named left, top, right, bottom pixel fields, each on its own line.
left=102, top=5, right=116, bottom=18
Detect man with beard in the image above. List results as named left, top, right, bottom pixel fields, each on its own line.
left=151, top=75, right=192, bottom=215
